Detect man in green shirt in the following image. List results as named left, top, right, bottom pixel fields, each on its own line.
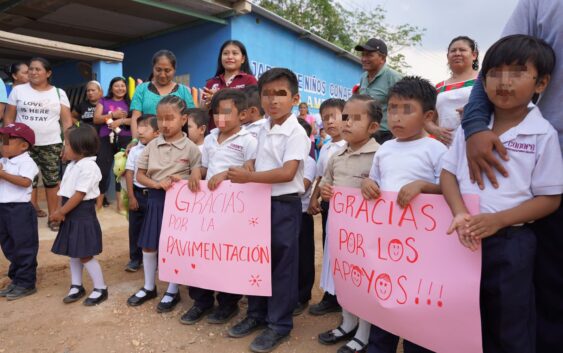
left=356, top=38, right=402, bottom=143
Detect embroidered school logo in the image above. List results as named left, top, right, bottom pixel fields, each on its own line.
left=227, top=143, right=243, bottom=152
left=504, top=140, right=536, bottom=154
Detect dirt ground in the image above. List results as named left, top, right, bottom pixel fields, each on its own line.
left=0, top=197, right=353, bottom=353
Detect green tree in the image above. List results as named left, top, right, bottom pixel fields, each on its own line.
left=256, top=0, right=425, bottom=72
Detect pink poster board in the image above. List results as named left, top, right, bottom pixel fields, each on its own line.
left=159, top=181, right=272, bottom=296
left=328, top=187, right=482, bottom=353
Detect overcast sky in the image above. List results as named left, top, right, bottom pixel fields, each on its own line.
left=336, top=0, right=520, bottom=82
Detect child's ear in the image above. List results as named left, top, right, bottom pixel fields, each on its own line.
left=291, top=93, right=300, bottom=106
left=535, top=74, right=551, bottom=94
left=199, top=125, right=207, bottom=134
left=423, top=109, right=435, bottom=123
left=238, top=109, right=247, bottom=122
left=368, top=121, right=380, bottom=135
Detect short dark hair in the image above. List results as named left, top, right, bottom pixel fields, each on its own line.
left=258, top=68, right=299, bottom=96
left=388, top=76, right=437, bottom=112
left=210, top=88, right=248, bottom=114
left=186, top=108, right=209, bottom=129
left=347, top=94, right=383, bottom=123
left=481, top=34, right=556, bottom=82
left=67, top=125, right=99, bottom=157
left=215, top=40, right=253, bottom=77
left=243, top=85, right=264, bottom=115
left=320, top=98, right=346, bottom=116
left=297, top=117, right=312, bottom=137
left=137, top=114, right=158, bottom=131
left=152, top=50, right=177, bottom=69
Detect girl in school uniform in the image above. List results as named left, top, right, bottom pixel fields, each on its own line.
left=50, top=124, right=107, bottom=306
left=126, top=95, right=201, bottom=313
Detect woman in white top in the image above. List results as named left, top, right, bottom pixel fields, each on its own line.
left=4, top=57, right=73, bottom=231
left=425, top=36, right=479, bottom=146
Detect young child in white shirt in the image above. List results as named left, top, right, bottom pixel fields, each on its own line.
left=0, top=123, right=40, bottom=301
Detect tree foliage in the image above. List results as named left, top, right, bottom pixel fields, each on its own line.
left=256, top=0, right=425, bottom=72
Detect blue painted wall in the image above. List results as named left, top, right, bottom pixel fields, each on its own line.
left=51, top=11, right=362, bottom=114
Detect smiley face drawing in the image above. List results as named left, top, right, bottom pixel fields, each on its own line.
left=388, top=239, right=404, bottom=261
left=375, top=273, right=392, bottom=301
left=351, top=265, right=363, bottom=287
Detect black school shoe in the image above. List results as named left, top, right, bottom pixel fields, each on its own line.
left=127, top=287, right=157, bottom=306
left=309, top=297, right=341, bottom=316
left=83, top=288, right=108, bottom=306
left=179, top=304, right=213, bottom=325
left=337, top=338, right=367, bottom=353
left=207, top=305, right=239, bottom=324
left=0, top=283, right=16, bottom=297
left=318, top=325, right=358, bottom=345
left=250, top=328, right=289, bottom=353
left=63, top=285, right=86, bottom=303
left=293, top=301, right=309, bottom=316
left=156, top=292, right=181, bottom=313
left=228, top=317, right=267, bottom=338
left=6, top=286, right=37, bottom=301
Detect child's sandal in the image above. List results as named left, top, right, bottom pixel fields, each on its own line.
left=48, top=221, right=60, bottom=232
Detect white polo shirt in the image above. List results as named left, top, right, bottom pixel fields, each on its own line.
left=301, top=155, right=317, bottom=212
left=202, top=128, right=257, bottom=179
left=316, top=139, right=347, bottom=178
left=443, top=107, right=563, bottom=214
left=255, top=114, right=311, bottom=196
left=244, top=118, right=268, bottom=139
left=369, top=137, right=447, bottom=191
left=58, top=156, right=102, bottom=200
left=0, top=152, right=39, bottom=203
left=125, top=143, right=146, bottom=188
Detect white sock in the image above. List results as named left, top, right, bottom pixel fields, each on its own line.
left=68, top=258, right=83, bottom=295
left=136, top=251, right=157, bottom=298
left=83, top=258, right=107, bottom=299
left=333, top=309, right=358, bottom=337
left=346, top=318, right=370, bottom=350
left=160, top=283, right=179, bottom=303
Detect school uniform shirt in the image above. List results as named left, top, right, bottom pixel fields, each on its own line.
left=137, top=133, right=201, bottom=182
left=369, top=137, right=447, bottom=191
left=321, top=138, right=380, bottom=188
left=243, top=118, right=268, bottom=139
left=58, top=156, right=102, bottom=200
left=0, top=152, right=39, bottom=203
left=316, top=139, right=347, bottom=178
left=301, top=155, right=317, bottom=212
left=443, top=107, right=563, bottom=214
left=7, top=83, right=70, bottom=146
left=255, top=114, right=311, bottom=196
left=205, top=72, right=257, bottom=91
left=197, top=144, right=204, bottom=154
left=125, top=143, right=146, bottom=188
left=202, top=128, right=257, bottom=179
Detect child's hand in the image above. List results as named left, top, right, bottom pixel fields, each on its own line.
left=320, top=183, right=334, bottom=202
left=227, top=167, right=251, bottom=184
left=447, top=213, right=480, bottom=251
left=129, top=196, right=139, bottom=211
left=397, top=180, right=423, bottom=208
left=361, top=178, right=380, bottom=200
left=49, top=209, right=65, bottom=223
left=208, top=172, right=227, bottom=191
left=188, top=174, right=201, bottom=193
left=466, top=213, right=503, bottom=240
left=243, top=160, right=255, bottom=172
left=158, top=177, right=173, bottom=191
left=307, top=197, right=321, bottom=215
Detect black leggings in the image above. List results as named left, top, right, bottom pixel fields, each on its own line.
left=97, top=135, right=132, bottom=194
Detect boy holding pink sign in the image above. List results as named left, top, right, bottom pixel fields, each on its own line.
left=361, top=76, right=446, bottom=353
left=184, top=88, right=257, bottom=326
left=441, top=35, right=563, bottom=353
left=227, top=68, right=310, bottom=353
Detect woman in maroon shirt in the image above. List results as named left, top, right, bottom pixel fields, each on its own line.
left=201, top=40, right=257, bottom=110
